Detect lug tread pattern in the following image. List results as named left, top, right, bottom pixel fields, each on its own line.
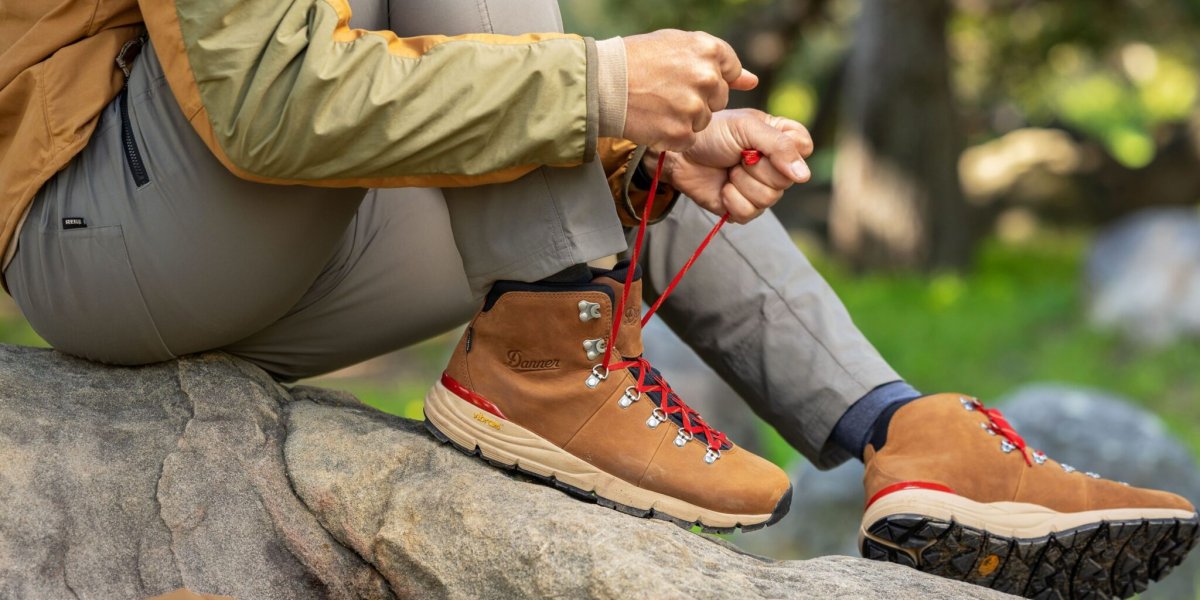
left=861, top=512, right=1199, bottom=599
left=423, top=418, right=790, bottom=534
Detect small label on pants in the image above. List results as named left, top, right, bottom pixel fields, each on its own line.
left=62, top=218, right=87, bottom=230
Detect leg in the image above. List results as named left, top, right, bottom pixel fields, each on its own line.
left=222, top=188, right=480, bottom=380
left=641, top=200, right=901, bottom=468
left=5, top=40, right=364, bottom=365
left=7, top=0, right=625, bottom=370
left=218, top=0, right=629, bottom=378
left=353, top=0, right=627, bottom=298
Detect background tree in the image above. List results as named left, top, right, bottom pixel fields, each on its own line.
left=830, top=0, right=970, bottom=271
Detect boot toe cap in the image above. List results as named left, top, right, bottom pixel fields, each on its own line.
left=1089, top=478, right=1196, bottom=514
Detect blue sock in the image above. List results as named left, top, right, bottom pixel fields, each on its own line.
left=831, top=381, right=922, bottom=461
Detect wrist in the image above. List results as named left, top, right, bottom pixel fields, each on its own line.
left=637, top=150, right=675, bottom=187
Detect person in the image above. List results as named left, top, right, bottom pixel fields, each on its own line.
left=1, top=0, right=1195, bottom=597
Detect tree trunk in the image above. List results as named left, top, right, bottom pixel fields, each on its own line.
left=830, top=0, right=969, bottom=271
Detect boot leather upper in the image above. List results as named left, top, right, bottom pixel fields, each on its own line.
left=444, top=273, right=790, bottom=516
left=864, top=394, right=1195, bottom=514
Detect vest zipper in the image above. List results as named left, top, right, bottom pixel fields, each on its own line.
left=119, top=88, right=150, bottom=187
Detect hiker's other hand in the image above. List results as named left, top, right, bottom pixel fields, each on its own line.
left=623, top=30, right=757, bottom=151
left=651, top=109, right=812, bottom=224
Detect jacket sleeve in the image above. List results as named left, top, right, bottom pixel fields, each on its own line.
left=598, top=138, right=680, bottom=226
left=138, top=0, right=598, bottom=188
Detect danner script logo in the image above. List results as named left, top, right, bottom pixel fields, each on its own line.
left=506, top=350, right=560, bottom=371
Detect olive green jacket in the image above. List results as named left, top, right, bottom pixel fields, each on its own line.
left=1, top=0, right=634, bottom=277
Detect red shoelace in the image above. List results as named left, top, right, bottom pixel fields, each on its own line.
left=596, top=150, right=760, bottom=455
left=968, top=398, right=1032, bottom=466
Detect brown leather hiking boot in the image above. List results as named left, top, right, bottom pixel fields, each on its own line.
left=860, top=393, right=1199, bottom=599
left=423, top=261, right=792, bottom=532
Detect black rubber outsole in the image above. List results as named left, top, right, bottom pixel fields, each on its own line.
left=424, top=417, right=792, bottom=534
left=861, top=512, right=1200, bottom=599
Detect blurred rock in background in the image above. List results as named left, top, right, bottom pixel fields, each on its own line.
left=1086, top=207, right=1200, bottom=347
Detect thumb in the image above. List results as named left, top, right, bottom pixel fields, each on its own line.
left=737, top=119, right=807, bottom=182
left=729, top=68, right=759, bottom=91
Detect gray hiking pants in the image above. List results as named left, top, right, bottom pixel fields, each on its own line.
left=2, top=0, right=898, bottom=467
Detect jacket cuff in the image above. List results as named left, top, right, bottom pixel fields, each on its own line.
left=619, top=146, right=681, bottom=226
left=583, top=37, right=600, bottom=163
left=594, top=37, right=628, bottom=138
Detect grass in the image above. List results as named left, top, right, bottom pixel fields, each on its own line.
left=2, top=230, right=1198, bottom=465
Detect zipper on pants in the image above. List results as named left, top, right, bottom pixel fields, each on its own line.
left=118, top=87, right=149, bottom=187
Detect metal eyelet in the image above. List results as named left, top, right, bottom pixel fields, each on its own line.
left=1061, top=463, right=1077, bottom=473
left=584, top=365, right=608, bottom=389
left=1032, top=450, right=1048, bottom=465
left=646, top=408, right=667, bottom=429
left=673, top=428, right=694, bottom=447
left=981, top=422, right=996, bottom=435
left=578, top=300, right=601, bottom=322
left=704, top=448, right=721, bottom=464
left=1085, top=471, right=1101, bottom=479
left=1000, top=439, right=1017, bottom=453
left=583, top=338, right=607, bottom=361
left=961, top=396, right=976, bottom=411
left=618, top=386, right=641, bottom=408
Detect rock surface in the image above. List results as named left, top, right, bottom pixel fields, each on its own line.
left=0, top=345, right=1012, bottom=599
left=1086, top=207, right=1200, bottom=346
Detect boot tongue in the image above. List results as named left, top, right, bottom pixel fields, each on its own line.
left=593, top=267, right=644, bottom=359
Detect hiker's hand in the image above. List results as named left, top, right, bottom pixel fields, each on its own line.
left=651, top=109, right=813, bottom=224
left=623, top=30, right=758, bottom=151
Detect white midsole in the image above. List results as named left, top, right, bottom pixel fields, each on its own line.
left=861, top=488, right=1195, bottom=543
left=424, top=380, right=775, bottom=529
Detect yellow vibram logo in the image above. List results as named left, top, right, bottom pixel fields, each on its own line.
left=473, top=412, right=502, bottom=430
left=977, top=554, right=1000, bottom=576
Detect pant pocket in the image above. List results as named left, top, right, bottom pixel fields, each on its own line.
left=7, top=225, right=174, bottom=365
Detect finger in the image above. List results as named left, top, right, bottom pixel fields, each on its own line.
left=742, top=154, right=797, bottom=190
left=691, top=107, right=713, bottom=133
left=709, top=35, right=745, bottom=84
left=784, top=130, right=815, bottom=159
left=730, top=68, right=758, bottom=91
left=771, top=118, right=814, bottom=158
left=730, top=166, right=786, bottom=209
left=708, top=79, right=730, bottom=113
left=736, top=118, right=808, bottom=182
left=686, top=181, right=726, bottom=217
left=720, top=182, right=765, bottom=224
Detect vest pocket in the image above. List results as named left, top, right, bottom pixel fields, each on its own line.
left=119, top=88, right=150, bottom=188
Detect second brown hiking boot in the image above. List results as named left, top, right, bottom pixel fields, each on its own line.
left=423, top=261, right=792, bottom=532
left=859, top=394, right=1199, bottom=599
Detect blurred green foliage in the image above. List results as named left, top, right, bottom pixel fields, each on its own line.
left=952, top=0, right=1200, bottom=167
left=565, top=0, right=1200, bottom=170
left=803, top=231, right=1200, bottom=459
